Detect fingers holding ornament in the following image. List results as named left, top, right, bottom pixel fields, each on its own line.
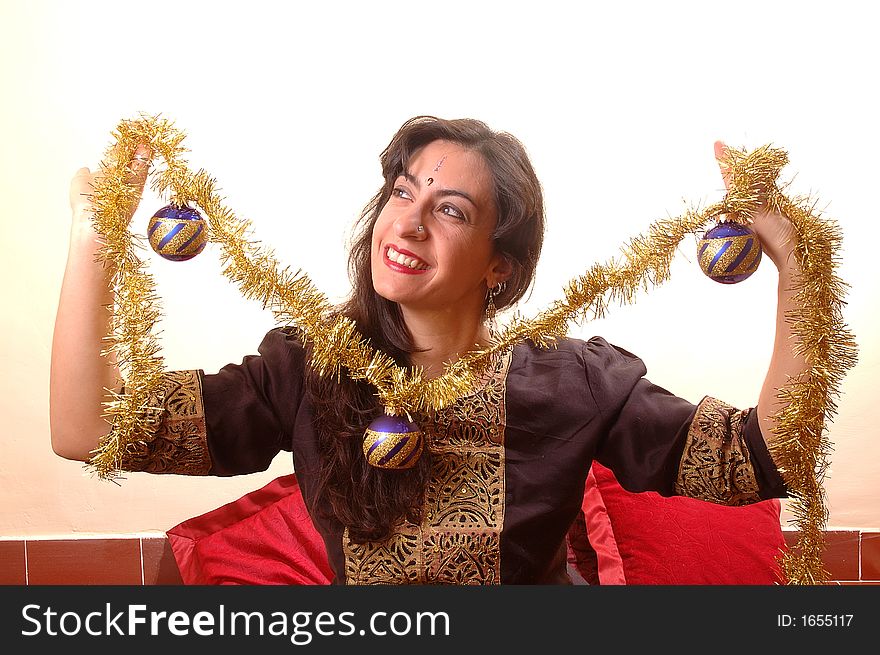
left=111, top=143, right=209, bottom=263
left=704, top=139, right=801, bottom=280
left=696, top=141, right=763, bottom=284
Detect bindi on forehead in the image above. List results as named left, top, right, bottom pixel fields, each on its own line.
left=425, top=155, right=448, bottom=186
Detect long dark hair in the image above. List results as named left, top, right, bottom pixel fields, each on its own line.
left=307, top=116, right=545, bottom=542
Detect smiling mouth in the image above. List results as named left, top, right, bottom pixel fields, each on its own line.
left=385, top=246, right=430, bottom=270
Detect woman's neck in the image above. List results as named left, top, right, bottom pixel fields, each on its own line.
left=401, top=305, right=489, bottom=378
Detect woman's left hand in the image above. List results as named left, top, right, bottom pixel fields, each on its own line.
left=714, top=141, right=799, bottom=274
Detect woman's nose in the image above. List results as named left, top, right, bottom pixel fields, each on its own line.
left=394, top=206, right=427, bottom=240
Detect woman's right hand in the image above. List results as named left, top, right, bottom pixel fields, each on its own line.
left=69, top=143, right=152, bottom=226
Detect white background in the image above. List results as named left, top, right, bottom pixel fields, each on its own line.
left=0, top=0, right=876, bottom=536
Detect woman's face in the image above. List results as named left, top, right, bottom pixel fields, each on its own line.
left=371, top=140, right=509, bottom=315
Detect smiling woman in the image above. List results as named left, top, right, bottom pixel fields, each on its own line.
left=371, top=140, right=510, bottom=371
left=51, top=115, right=804, bottom=584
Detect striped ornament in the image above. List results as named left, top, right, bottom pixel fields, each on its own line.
left=363, top=413, right=425, bottom=469
left=697, top=221, right=762, bottom=284
left=148, top=205, right=208, bottom=262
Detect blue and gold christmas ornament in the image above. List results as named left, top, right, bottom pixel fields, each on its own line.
left=148, top=204, right=208, bottom=261
left=363, top=411, right=424, bottom=470
left=697, top=221, right=762, bottom=284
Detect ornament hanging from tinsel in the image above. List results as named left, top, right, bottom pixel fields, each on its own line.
left=362, top=411, right=424, bottom=470
left=148, top=204, right=208, bottom=261
left=697, top=221, right=762, bottom=284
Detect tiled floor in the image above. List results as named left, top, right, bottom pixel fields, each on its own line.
left=1, top=531, right=877, bottom=585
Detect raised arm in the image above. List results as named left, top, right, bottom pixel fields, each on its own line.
left=49, top=146, right=150, bottom=461
left=714, top=141, right=807, bottom=449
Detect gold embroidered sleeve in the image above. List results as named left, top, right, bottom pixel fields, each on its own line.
left=116, top=370, right=213, bottom=475
left=673, top=396, right=762, bottom=505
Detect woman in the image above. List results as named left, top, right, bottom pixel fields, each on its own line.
left=50, top=116, right=801, bottom=584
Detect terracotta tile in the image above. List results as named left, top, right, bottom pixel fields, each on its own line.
left=820, top=531, right=860, bottom=581
left=142, top=537, right=183, bottom=585
left=0, top=541, right=26, bottom=585
left=860, top=531, right=880, bottom=581
left=27, top=539, right=142, bottom=585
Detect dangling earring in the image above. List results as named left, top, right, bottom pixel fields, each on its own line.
left=485, top=282, right=505, bottom=339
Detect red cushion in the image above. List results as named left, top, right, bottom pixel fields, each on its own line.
left=166, top=474, right=332, bottom=585
left=584, top=462, right=787, bottom=585
left=167, top=465, right=785, bottom=586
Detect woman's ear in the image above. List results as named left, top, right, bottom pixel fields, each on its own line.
left=487, top=253, right=513, bottom=289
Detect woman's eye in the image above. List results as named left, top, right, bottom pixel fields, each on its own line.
left=392, top=187, right=412, bottom=200
left=440, top=204, right=465, bottom=220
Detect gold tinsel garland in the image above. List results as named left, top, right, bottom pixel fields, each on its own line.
left=89, top=114, right=857, bottom=585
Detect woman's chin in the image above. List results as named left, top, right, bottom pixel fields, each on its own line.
left=372, top=277, right=430, bottom=306
left=373, top=285, right=413, bottom=306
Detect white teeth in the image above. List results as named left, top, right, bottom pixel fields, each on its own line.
left=387, top=246, right=428, bottom=270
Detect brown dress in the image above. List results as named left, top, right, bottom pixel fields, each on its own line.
left=117, top=327, right=787, bottom=584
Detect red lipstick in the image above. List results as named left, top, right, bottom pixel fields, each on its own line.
left=383, top=245, right=429, bottom=275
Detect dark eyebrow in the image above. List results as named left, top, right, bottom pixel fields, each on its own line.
left=401, top=170, right=477, bottom=206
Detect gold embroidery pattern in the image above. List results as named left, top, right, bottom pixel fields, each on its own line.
left=118, top=370, right=212, bottom=475
left=427, top=451, right=503, bottom=529
left=424, top=530, right=500, bottom=585
left=674, top=396, right=762, bottom=505
left=344, top=350, right=511, bottom=584
left=343, top=525, right=422, bottom=585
